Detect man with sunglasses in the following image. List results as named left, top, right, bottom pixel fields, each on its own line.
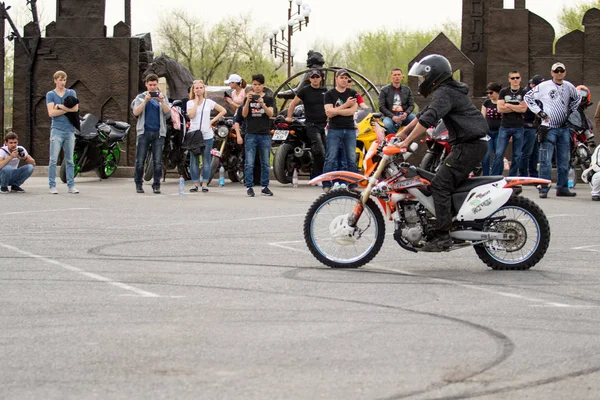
left=491, top=71, right=527, bottom=176
left=286, top=69, right=328, bottom=177
left=525, top=62, right=580, bottom=198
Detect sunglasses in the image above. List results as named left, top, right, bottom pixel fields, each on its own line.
left=553, top=68, right=565, bottom=73
left=509, top=76, right=521, bottom=80
left=309, top=75, right=321, bottom=79
left=486, top=91, right=494, bottom=95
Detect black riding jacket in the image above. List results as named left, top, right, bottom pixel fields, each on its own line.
left=418, top=80, right=488, bottom=146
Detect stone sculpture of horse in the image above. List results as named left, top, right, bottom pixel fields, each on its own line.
left=143, top=53, right=194, bottom=100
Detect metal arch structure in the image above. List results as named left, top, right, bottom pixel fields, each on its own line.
left=273, top=67, right=381, bottom=115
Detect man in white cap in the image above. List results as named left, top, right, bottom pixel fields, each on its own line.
left=524, top=62, right=580, bottom=198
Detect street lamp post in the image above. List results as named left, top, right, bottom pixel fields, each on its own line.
left=268, top=0, right=312, bottom=77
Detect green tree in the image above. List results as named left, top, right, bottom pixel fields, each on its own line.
left=339, top=22, right=461, bottom=86
left=558, top=0, right=600, bottom=35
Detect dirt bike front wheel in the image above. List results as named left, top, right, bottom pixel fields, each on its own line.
left=304, top=191, right=386, bottom=268
left=474, top=196, right=551, bottom=270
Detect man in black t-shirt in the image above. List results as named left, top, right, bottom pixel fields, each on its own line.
left=491, top=70, right=528, bottom=176
left=322, top=69, right=359, bottom=192
left=286, top=69, right=328, bottom=177
left=241, top=73, right=275, bottom=197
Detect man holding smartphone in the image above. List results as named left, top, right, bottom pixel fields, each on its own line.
left=131, top=73, right=171, bottom=194
left=0, top=132, right=36, bottom=193
left=241, top=73, right=275, bottom=197
left=322, top=69, right=359, bottom=192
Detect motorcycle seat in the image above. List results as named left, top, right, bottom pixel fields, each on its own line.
left=109, top=130, right=127, bottom=141
left=372, top=112, right=383, bottom=119
left=106, top=120, right=130, bottom=130
left=454, top=176, right=505, bottom=193
left=416, top=168, right=504, bottom=193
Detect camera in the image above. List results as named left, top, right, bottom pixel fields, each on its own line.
left=17, top=147, right=25, bottom=158
left=149, top=91, right=160, bottom=97
left=251, top=94, right=260, bottom=101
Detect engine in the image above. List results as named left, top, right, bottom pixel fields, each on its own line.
left=394, top=202, right=434, bottom=245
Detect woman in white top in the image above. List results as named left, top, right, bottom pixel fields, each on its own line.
left=224, top=74, right=247, bottom=113
left=187, top=80, right=227, bottom=192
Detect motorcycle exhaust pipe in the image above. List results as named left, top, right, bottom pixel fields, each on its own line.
left=294, top=147, right=304, bottom=158
left=450, top=230, right=516, bottom=241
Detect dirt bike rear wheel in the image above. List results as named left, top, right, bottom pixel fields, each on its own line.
left=304, top=191, right=385, bottom=268
left=474, top=196, right=550, bottom=270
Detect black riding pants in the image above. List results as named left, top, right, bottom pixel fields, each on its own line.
left=306, top=122, right=327, bottom=178
left=430, top=140, right=487, bottom=232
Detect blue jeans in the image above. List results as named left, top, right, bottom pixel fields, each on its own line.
left=383, top=113, right=416, bottom=134
left=244, top=133, right=271, bottom=188
left=190, top=138, right=214, bottom=184
left=49, top=128, right=75, bottom=188
left=0, top=164, right=34, bottom=187
left=539, top=128, right=570, bottom=193
left=134, top=131, right=165, bottom=186
left=482, top=130, right=498, bottom=176
left=491, top=127, right=524, bottom=176
left=323, top=128, right=358, bottom=188
left=519, top=128, right=538, bottom=177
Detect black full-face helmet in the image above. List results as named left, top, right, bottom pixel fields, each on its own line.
left=408, top=54, right=453, bottom=98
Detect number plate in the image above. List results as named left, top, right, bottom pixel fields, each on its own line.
left=272, top=130, right=289, bottom=141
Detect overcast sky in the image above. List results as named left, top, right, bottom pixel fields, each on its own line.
left=5, top=0, right=574, bottom=57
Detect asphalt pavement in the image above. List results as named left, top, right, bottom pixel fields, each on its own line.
left=1, top=176, right=599, bottom=400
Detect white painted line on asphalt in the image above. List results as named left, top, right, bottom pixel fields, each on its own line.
left=0, top=242, right=161, bottom=298
left=268, top=240, right=308, bottom=254
left=546, top=214, right=585, bottom=218
left=571, top=245, right=600, bottom=252
left=371, top=264, right=578, bottom=308
left=267, top=240, right=579, bottom=308
left=0, top=208, right=90, bottom=216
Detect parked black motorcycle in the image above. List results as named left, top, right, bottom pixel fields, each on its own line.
left=207, top=118, right=261, bottom=185
left=144, top=100, right=191, bottom=181
left=272, top=114, right=312, bottom=184
left=60, top=113, right=129, bottom=183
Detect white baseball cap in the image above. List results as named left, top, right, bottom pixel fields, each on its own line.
left=551, top=62, right=566, bottom=72
left=224, top=74, right=242, bottom=84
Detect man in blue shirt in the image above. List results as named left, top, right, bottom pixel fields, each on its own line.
left=131, top=74, right=172, bottom=194
left=46, top=70, right=79, bottom=194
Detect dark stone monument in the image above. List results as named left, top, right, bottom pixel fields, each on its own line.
left=410, top=0, right=600, bottom=116
left=12, top=0, right=152, bottom=165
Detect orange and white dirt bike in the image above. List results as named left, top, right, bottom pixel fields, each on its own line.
left=304, top=136, right=552, bottom=270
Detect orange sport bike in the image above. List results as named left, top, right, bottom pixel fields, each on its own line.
left=303, top=137, right=552, bottom=270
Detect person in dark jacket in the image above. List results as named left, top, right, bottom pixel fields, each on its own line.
left=396, top=54, right=488, bottom=252
left=379, top=68, right=416, bottom=133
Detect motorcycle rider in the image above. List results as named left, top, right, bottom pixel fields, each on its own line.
left=396, top=54, right=488, bottom=252
left=285, top=69, right=328, bottom=178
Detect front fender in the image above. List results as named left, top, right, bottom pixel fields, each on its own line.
left=308, top=171, right=368, bottom=187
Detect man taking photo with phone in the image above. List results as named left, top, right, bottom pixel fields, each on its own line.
left=0, top=132, right=36, bottom=194
left=131, top=73, right=171, bottom=194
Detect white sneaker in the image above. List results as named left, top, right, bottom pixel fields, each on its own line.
left=49, top=187, right=58, bottom=194
left=68, top=186, right=79, bottom=194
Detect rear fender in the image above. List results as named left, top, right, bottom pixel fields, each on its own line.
left=504, top=177, right=551, bottom=188
left=308, top=171, right=368, bottom=187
